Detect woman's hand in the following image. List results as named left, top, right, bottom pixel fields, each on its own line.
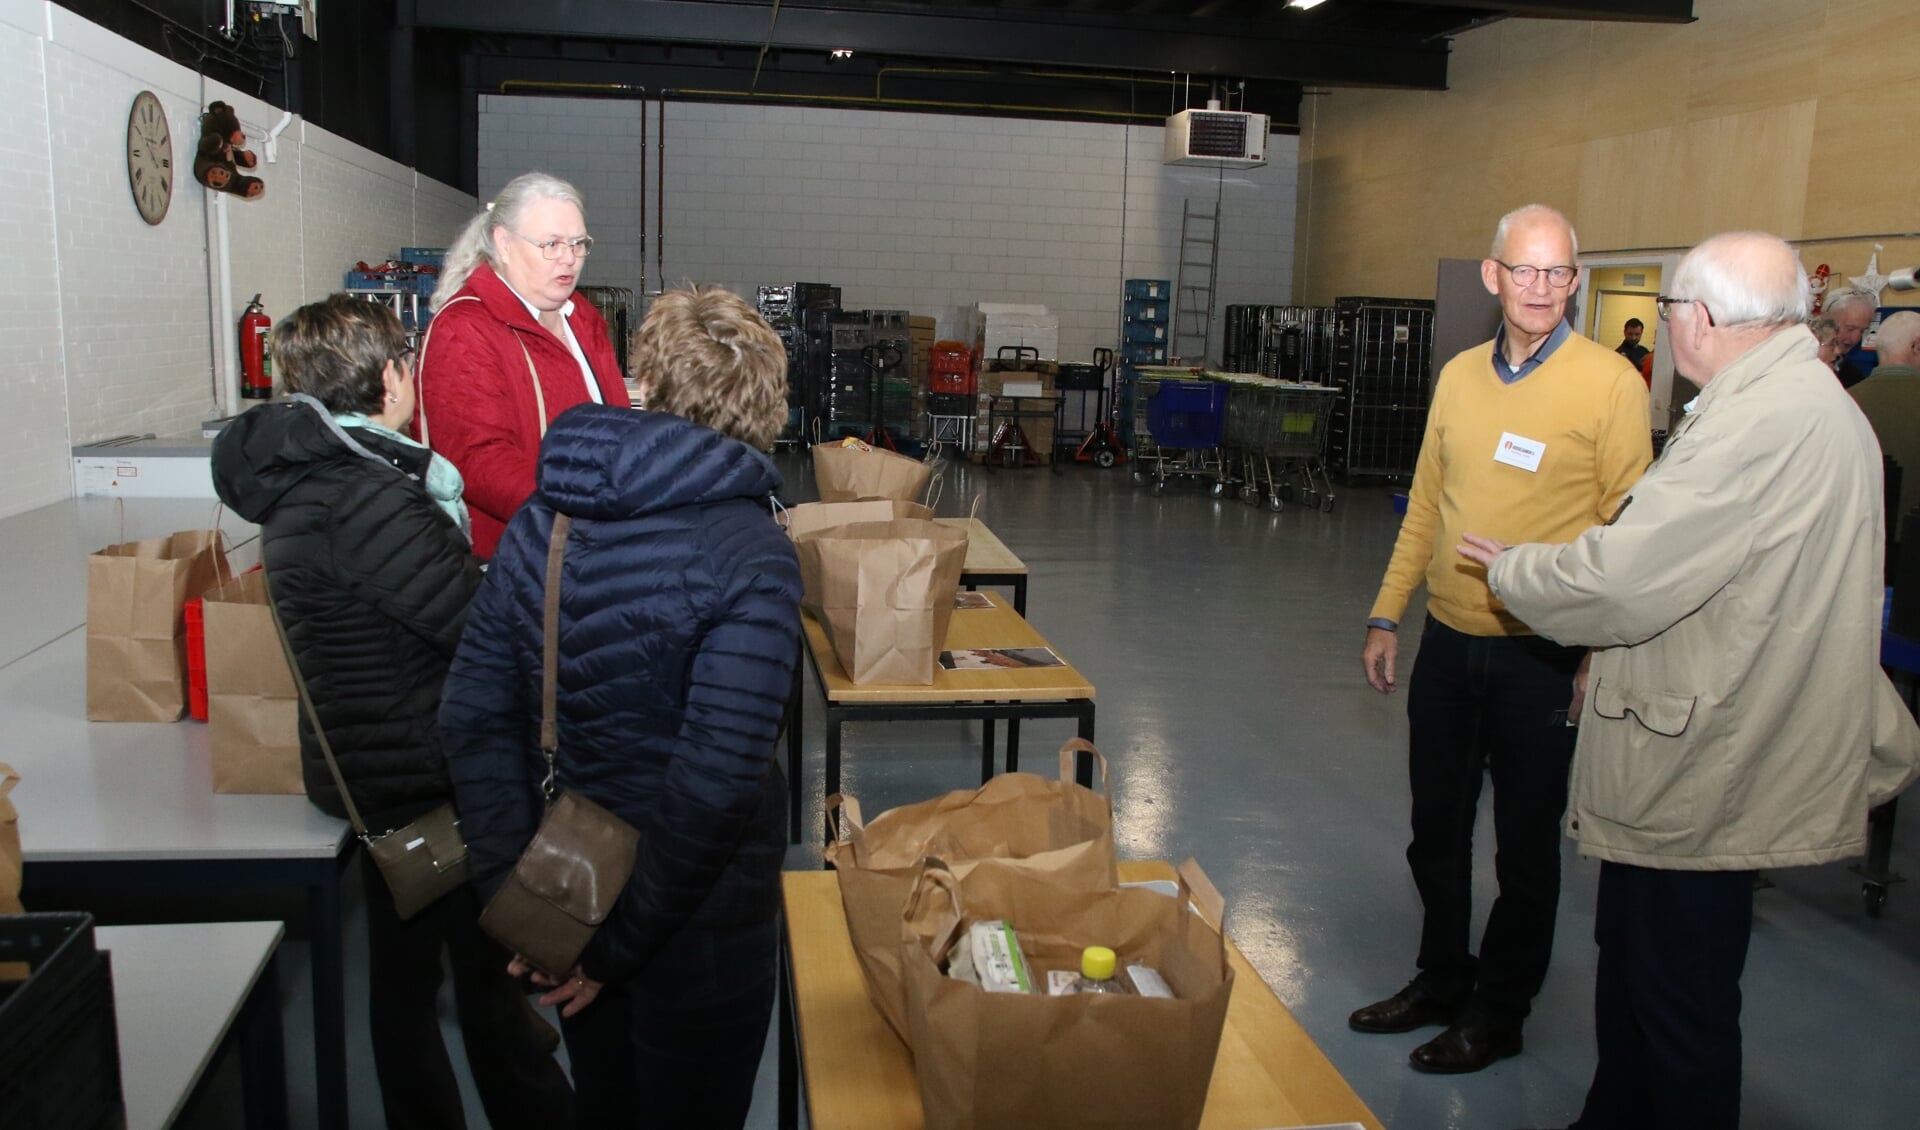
left=507, top=955, right=604, bottom=1018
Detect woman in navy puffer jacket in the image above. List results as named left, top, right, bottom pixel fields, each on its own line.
left=441, top=286, right=800, bottom=1129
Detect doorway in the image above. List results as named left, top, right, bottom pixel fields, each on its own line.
left=1571, top=255, right=1679, bottom=427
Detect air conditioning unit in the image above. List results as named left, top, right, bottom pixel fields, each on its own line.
left=1163, top=109, right=1269, bottom=168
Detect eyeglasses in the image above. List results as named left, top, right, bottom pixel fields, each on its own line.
left=1655, top=296, right=1717, bottom=327
left=506, top=228, right=594, bottom=260
left=1493, top=260, right=1578, bottom=289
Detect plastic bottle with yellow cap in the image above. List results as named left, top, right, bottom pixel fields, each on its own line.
left=1064, top=945, right=1127, bottom=995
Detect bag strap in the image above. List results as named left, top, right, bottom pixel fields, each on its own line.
left=516, top=333, right=550, bottom=438
left=259, top=567, right=373, bottom=840
left=413, top=293, right=480, bottom=450
left=1056, top=738, right=1110, bottom=797
left=539, top=512, right=573, bottom=802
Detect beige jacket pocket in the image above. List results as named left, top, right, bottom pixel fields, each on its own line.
left=1579, top=677, right=1700, bottom=836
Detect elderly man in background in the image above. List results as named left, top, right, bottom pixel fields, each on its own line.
left=1849, top=309, right=1920, bottom=487
left=1823, top=284, right=1879, bottom=387
left=1354, top=204, right=1650, bottom=1075
left=1459, top=231, right=1920, bottom=1130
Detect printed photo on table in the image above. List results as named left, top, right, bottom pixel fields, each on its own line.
left=940, top=647, right=1065, bottom=670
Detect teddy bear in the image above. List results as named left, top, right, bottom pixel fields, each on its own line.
left=193, top=101, right=263, bottom=199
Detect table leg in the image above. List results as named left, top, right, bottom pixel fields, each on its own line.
left=240, top=950, right=290, bottom=1130
left=778, top=917, right=799, bottom=1130
left=1075, top=707, right=1097, bottom=788
left=1007, top=718, right=1022, bottom=774
left=981, top=718, right=996, bottom=783
left=1014, top=576, right=1028, bottom=618
left=308, top=861, right=349, bottom=1130
left=822, top=710, right=844, bottom=849
left=787, top=646, right=804, bottom=845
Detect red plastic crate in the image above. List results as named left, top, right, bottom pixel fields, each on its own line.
left=929, top=341, right=976, bottom=395
left=185, top=597, right=207, bottom=721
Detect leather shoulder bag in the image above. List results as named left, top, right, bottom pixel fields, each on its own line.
left=477, top=512, right=642, bottom=979
left=262, top=569, right=470, bottom=921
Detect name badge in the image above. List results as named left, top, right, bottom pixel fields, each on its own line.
left=1493, top=431, right=1545, bottom=473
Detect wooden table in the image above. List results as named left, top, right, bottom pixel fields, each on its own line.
left=777, top=860, right=1384, bottom=1130
left=101, top=921, right=287, bottom=1129
left=786, top=591, right=1094, bottom=843
left=0, top=498, right=352, bottom=1130
left=938, top=517, right=1030, bottom=616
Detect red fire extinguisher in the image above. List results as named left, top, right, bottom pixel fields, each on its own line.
left=240, top=294, right=272, bottom=400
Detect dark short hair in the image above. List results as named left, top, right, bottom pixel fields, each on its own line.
left=1623, top=318, right=1644, bottom=331
left=273, top=295, right=408, bottom=415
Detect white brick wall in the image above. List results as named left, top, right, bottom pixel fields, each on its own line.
left=0, top=0, right=476, bottom=519
left=479, top=96, right=1298, bottom=362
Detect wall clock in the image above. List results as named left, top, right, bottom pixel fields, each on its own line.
left=126, top=90, right=173, bottom=225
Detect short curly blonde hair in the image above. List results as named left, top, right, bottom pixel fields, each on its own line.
left=631, top=285, right=788, bottom=450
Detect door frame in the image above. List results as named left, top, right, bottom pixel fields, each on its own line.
left=1572, top=253, right=1681, bottom=427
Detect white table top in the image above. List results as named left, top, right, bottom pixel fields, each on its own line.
left=98, top=920, right=284, bottom=1130
left=0, top=497, right=259, bottom=671
left=3, top=631, right=348, bottom=863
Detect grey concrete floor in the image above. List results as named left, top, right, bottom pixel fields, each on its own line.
left=244, top=455, right=1920, bottom=1129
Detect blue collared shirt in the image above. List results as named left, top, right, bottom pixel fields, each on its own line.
left=1492, top=319, right=1572, bottom=384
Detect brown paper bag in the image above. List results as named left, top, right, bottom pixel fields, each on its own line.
left=86, top=528, right=227, bottom=721
left=793, top=518, right=968, bottom=685
left=0, top=764, right=22, bottom=915
left=781, top=500, right=934, bottom=607
left=202, top=572, right=304, bottom=795
left=811, top=439, right=934, bottom=503
left=902, top=857, right=1234, bottom=1130
left=824, top=739, right=1118, bottom=1043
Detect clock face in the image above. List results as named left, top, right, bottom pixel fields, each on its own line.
left=126, top=90, right=172, bottom=225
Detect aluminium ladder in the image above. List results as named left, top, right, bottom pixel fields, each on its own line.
left=1172, top=200, right=1220, bottom=364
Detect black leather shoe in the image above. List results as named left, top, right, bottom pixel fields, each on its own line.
left=1348, top=982, right=1465, bottom=1033
left=1409, top=1018, right=1523, bottom=1073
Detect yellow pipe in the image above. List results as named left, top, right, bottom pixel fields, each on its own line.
left=671, top=86, right=1165, bottom=123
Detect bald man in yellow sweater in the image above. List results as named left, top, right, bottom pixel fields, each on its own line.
left=1350, top=205, right=1651, bottom=1075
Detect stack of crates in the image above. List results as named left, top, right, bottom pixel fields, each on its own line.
left=927, top=341, right=977, bottom=450
left=756, top=286, right=803, bottom=445
left=1327, top=296, right=1436, bottom=480
left=1221, top=305, right=1337, bottom=382
left=794, top=283, right=841, bottom=442
left=825, top=314, right=871, bottom=440
left=1120, top=279, right=1171, bottom=448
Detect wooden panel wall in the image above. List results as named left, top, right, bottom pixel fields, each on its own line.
left=1295, top=0, right=1920, bottom=305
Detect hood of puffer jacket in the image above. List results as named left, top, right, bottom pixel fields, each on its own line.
left=535, top=403, right=784, bottom=520
left=210, top=395, right=433, bottom=524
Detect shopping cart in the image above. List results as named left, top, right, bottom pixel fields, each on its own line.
left=1224, top=379, right=1340, bottom=512
left=1130, top=377, right=1230, bottom=496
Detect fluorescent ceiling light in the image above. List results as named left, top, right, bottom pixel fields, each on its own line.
left=1288, top=0, right=1329, bottom=9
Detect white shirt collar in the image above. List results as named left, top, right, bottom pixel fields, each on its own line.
left=500, top=276, right=574, bottom=323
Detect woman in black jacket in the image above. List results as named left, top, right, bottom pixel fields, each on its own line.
left=211, top=295, right=572, bottom=1129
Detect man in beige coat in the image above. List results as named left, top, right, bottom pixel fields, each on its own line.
left=1458, top=231, right=1920, bottom=1130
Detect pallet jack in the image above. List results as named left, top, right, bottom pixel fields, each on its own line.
left=1073, top=347, right=1125, bottom=467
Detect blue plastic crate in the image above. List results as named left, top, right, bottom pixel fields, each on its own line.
left=1122, top=320, right=1167, bottom=343
left=1145, top=379, right=1228, bottom=450
left=1124, top=298, right=1169, bottom=323
left=1121, top=341, right=1168, bottom=364
left=400, top=247, right=446, bottom=268
left=1124, top=279, right=1170, bottom=301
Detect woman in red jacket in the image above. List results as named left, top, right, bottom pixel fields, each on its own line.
left=417, top=171, right=631, bottom=558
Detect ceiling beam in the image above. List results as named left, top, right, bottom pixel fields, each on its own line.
left=415, top=0, right=1452, bottom=89
left=1392, top=0, right=1695, bottom=22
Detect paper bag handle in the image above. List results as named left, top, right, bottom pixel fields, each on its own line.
left=922, top=471, right=944, bottom=511
left=903, top=857, right=968, bottom=960
left=1175, top=857, right=1229, bottom=958
left=824, top=793, right=865, bottom=847
left=1055, top=739, right=1109, bottom=797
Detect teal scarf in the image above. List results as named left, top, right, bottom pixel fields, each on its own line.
left=336, top=413, right=472, bottom=542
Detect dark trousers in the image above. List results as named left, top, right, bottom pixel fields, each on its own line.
left=361, top=851, right=575, bottom=1130
left=560, top=918, right=778, bottom=1129
left=1405, top=618, right=1582, bottom=1023
left=1577, top=862, right=1753, bottom=1130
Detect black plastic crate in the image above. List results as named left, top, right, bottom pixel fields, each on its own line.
left=0, top=913, right=124, bottom=1130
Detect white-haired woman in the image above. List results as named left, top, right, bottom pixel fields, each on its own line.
left=416, top=171, right=630, bottom=559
